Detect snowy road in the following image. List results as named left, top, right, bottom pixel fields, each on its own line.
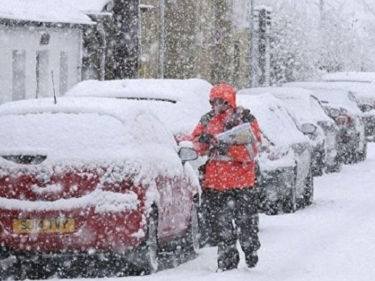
left=49, top=144, right=375, bottom=281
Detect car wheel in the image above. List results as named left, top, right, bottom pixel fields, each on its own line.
left=137, top=208, right=159, bottom=275
left=188, top=201, right=200, bottom=253
left=182, top=200, right=201, bottom=255
left=302, top=169, right=314, bottom=207
left=357, top=142, right=367, bottom=162
left=326, top=160, right=342, bottom=173
left=282, top=175, right=296, bottom=214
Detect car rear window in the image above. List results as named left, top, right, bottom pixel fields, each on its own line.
left=0, top=113, right=130, bottom=159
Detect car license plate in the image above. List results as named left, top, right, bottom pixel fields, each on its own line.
left=12, top=218, right=75, bottom=234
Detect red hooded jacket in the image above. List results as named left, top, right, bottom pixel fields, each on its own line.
left=192, top=84, right=262, bottom=191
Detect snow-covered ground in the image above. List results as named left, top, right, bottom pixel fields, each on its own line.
left=42, top=144, right=375, bottom=281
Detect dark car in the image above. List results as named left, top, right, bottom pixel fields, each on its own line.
left=283, top=82, right=368, bottom=163
left=238, top=87, right=341, bottom=176
left=284, top=81, right=375, bottom=142
left=238, top=94, right=313, bottom=214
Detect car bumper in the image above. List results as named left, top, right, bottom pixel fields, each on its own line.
left=363, top=116, right=375, bottom=141
left=0, top=206, right=145, bottom=254
left=258, top=166, right=295, bottom=210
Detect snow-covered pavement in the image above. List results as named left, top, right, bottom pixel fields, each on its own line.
left=48, top=144, right=375, bottom=281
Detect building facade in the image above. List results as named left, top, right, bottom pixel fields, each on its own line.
left=0, top=1, right=93, bottom=102
left=138, top=0, right=252, bottom=88
left=0, top=0, right=256, bottom=103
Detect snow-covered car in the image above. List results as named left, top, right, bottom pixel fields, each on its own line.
left=238, top=87, right=340, bottom=176
left=64, top=78, right=212, bottom=142
left=283, top=83, right=367, bottom=163
left=237, top=94, right=313, bottom=213
left=326, top=106, right=367, bottom=163
left=284, top=81, right=375, bottom=142
left=0, top=97, right=200, bottom=279
left=65, top=78, right=213, bottom=174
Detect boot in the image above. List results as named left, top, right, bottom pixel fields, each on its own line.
left=217, top=243, right=239, bottom=272
left=246, top=252, right=258, bottom=268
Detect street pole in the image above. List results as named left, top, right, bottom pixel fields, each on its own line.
left=320, top=0, right=324, bottom=21
left=249, top=0, right=257, bottom=87
left=159, top=0, right=165, bottom=78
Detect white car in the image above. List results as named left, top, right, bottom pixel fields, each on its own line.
left=65, top=79, right=212, bottom=172
left=237, top=94, right=313, bottom=213
left=283, top=82, right=367, bottom=163
left=65, top=79, right=212, bottom=141
left=284, top=81, right=375, bottom=142
left=238, top=87, right=340, bottom=176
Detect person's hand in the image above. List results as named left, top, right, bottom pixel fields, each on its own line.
left=212, top=140, right=229, bottom=155
left=199, top=133, right=214, bottom=145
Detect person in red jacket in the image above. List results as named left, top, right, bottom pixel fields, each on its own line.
left=192, top=83, right=262, bottom=272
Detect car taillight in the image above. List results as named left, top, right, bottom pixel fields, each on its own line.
left=340, top=135, right=351, bottom=144
left=102, top=180, right=134, bottom=193
left=101, top=164, right=134, bottom=193
left=336, top=116, right=347, bottom=126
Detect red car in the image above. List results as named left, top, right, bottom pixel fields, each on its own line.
left=0, top=97, right=200, bottom=279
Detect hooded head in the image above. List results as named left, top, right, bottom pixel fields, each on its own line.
left=209, top=84, right=237, bottom=109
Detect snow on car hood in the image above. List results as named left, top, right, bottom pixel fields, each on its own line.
left=237, top=94, right=308, bottom=149
left=238, top=87, right=332, bottom=126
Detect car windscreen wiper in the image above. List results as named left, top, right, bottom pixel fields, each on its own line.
left=2, top=155, right=47, bottom=165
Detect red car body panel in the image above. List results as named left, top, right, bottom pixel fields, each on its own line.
left=0, top=165, right=194, bottom=255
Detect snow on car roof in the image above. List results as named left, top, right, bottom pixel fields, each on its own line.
left=65, top=79, right=213, bottom=136
left=0, top=97, right=182, bottom=174
left=238, top=87, right=332, bottom=125
left=0, top=0, right=93, bottom=25
left=59, top=0, right=112, bottom=14
left=291, top=88, right=362, bottom=115
left=283, top=81, right=375, bottom=100
left=0, top=97, right=199, bottom=213
left=237, top=94, right=308, bottom=149
left=322, top=72, right=375, bottom=83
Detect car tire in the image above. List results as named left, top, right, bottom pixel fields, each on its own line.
left=177, top=199, right=201, bottom=259
left=326, top=160, right=342, bottom=173
left=137, top=208, right=159, bottom=275
left=357, top=142, right=367, bottom=162
left=187, top=201, right=200, bottom=253
left=282, top=175, right=296, bottom=214
left=302, top=168, right=314, bottom=207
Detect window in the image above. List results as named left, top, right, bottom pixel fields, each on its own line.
left=12, top=50, right=26, bottom=101
left=59, top=52, right=68, bottom=95
left=36, top=50, right=49, bottom=98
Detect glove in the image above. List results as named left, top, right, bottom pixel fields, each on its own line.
left=199, top=133, right=214, bottom=145
left=212, top=140, right=229, bottom=155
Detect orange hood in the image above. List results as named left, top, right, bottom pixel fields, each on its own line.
left=209, top=84, right=237, bottom=108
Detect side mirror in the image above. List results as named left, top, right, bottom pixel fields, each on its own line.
left=178, top=147, right=198, bottom=163
left=347, top=92, right=357, bottom=102
left=329, top=108, right=340, bottom=118
left=300, top=123, right=317, bottom=135
left=359, top=103, right=373, bottom=113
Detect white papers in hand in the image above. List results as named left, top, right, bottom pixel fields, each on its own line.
left=216, top=123, right=256, bottom=145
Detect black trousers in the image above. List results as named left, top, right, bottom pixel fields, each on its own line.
left=201, top=188, right=261, bottom=270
